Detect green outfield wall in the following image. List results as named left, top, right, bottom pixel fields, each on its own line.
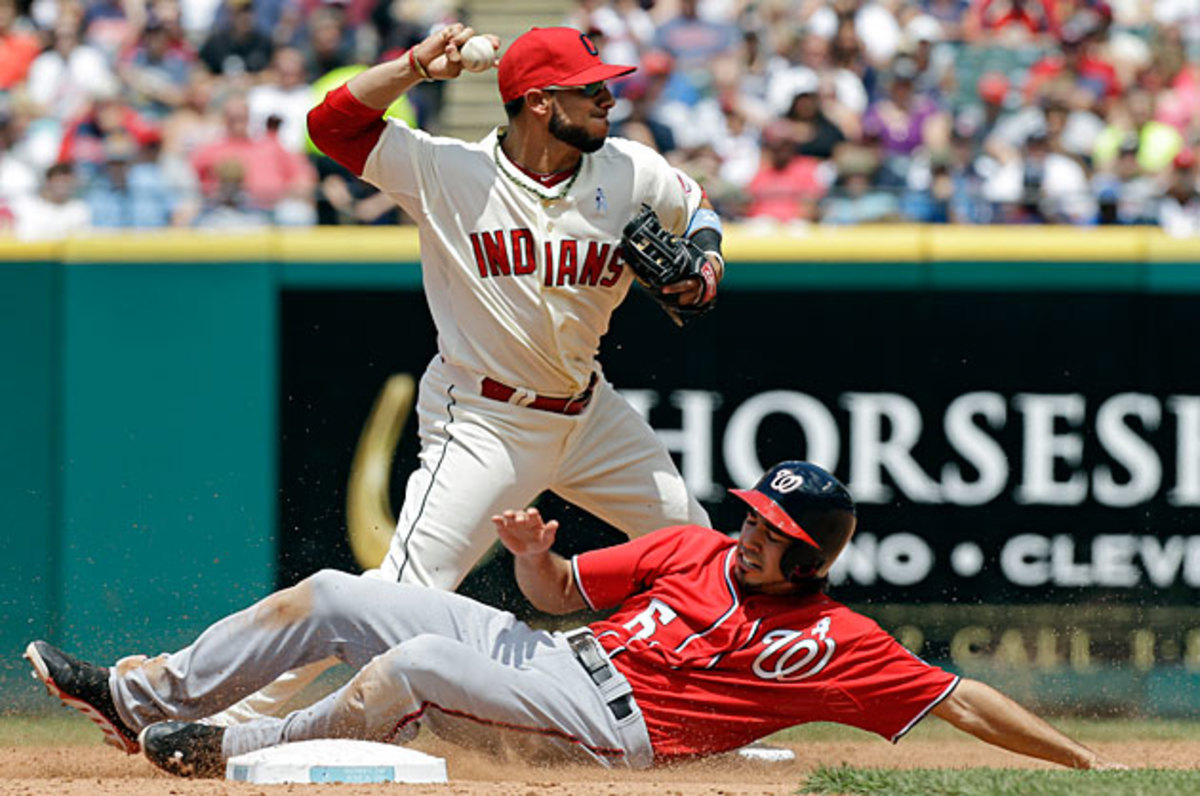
left=3, top=225, right=1200, bottom=712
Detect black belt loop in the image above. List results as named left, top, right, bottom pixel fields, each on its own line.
left=567, top=630, right=634, bottom=721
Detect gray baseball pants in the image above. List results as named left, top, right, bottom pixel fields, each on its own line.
left=109, top=569, right=654, bottom=768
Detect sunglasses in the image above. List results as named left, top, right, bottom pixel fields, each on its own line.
left=544, top=81, right=607, bottom=98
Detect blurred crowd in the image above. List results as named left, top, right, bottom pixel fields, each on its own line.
left=0, top=0, right=451, bottom=238
left=2, top=0, right=1199, bottom=238
left=585, top=0, right=1200, bottom=234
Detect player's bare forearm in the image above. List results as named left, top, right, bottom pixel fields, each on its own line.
left=347, top=24, right=500, bottom=110
left=492, top=509, right=586, bottom=614
left=931, top=678, right=1125, bottom=770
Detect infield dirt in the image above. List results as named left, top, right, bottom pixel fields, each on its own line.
left=2, top=737, right=1195, bottom=796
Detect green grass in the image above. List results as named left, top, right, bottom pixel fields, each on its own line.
left=771, top=718, right=1200, bottom=743
left=0, top=713, right=103, bottom=746
left=801, top=764, right=1200, bottom=795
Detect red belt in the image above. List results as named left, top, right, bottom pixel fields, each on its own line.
left=480, top=373, right=597, bottom=415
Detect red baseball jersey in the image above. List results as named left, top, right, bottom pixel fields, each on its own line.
left=573, top=526, right=959, bottom=760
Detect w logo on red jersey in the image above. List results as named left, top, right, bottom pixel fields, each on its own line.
left=752, top=625, right=836, bottom=682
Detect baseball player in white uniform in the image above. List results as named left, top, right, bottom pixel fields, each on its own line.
left=314, top=23, right=725, bottom=587
left=207, top=24, right=728, bottom=725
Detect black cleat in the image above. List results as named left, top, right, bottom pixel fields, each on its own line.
left=140, top=721, right=226, bottom=778
left=24, top=640, right=140, bottom=754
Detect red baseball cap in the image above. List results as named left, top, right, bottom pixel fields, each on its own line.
left=498, top=27, right=636, bottom=103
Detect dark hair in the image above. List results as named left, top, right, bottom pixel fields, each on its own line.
left=504, top=96, right=525, bottom=119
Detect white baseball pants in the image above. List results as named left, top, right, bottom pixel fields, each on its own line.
left=111, top=570, right=654, bottom=768
left=381, top=355, right=709, bottom=587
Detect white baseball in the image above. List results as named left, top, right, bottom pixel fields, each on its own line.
left=459, top=35, right=496, bottom=73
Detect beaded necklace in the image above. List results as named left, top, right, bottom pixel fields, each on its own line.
left=493, top=135, right=582, bottom=206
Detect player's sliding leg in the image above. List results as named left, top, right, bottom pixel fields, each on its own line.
left=147, top=628, right=652, bottom=778
left=198, top=657, right=338, bottom=727
left=30, top=571, right=510, bottom=744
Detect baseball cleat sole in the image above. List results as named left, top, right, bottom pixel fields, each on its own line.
left=24, top=641, right=141, bottom=754
left=139, top=721, right=226, bottom=778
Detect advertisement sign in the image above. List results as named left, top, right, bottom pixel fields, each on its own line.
left=279, top=288, right=1200, bottom=613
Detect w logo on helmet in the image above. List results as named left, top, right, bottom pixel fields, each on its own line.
left=770, top=469, right=806, bottom=494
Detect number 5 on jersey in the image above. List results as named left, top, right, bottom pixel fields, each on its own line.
left=624, top=598, right=677, bottom=641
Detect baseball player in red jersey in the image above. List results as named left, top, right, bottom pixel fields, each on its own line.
left=27, top=462, right=1124, bottom=774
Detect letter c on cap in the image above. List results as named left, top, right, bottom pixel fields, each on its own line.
left=580, top=33, right=599, bottom=56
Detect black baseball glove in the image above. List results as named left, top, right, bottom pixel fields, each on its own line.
left=620, top=204, right=719, bottom=327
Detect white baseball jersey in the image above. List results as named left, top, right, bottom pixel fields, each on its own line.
left=360, top=121, right=705, bottom=396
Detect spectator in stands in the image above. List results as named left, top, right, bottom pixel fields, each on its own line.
left=1156, top=50, right=1200, bottom=140
left=191, top=94, right=316, bottom=225
left=1025, top=14, right=1120, bottom=103
left=144, top=0, right=197, bottom=60
left=611, top=66, right=677, bottom=156
left=986, top=123, right=1094, bottom=224
left=372, top=0, right=425, bottom=55
left=965, top=0, right=1059, bottom=43
left=58, top=91, right=162, bottom=183
left=921, top=0, right=969, bottom=41
left=767, top=33, right=866, bottom=140
left=193, top=159, right=270, bottom=229
left=820, top=147, right=900, bottom=224
left=903, top=14, right=954, bottom=101
left=1158, top=149, right=1200, bottom=236
left=11, top=161, right=91, bottom=240
left=943, top=116, right=994, bottom=223
left=26, top=8, right=119, bottom=120
left=1093, top=134, right=1160, bottom=225
left=118, top=16, right=195, bottom=120
left=177, top=0, right=224, bottom=46
left=861, top=56, right=950, bottom=187
left=901, top=153, right=954, bottom=223
left=1094, top=88, right=1183, bottom=175
left=160, top=68, right=224, bottom=167
left=199, top=0, right=273, bottom=77
left=313, top=157, right=400, bottom=226
left=712, top=100, right=761, bottom=200
left=652, top=0, right=740, bottom=101
left=829, top=14, right=876, bottom=103
left=0, top=0, right=40, bottom=91
left=0, top=106, right=39, bottom=215
left=304, top=4, right=356, bottom=78
left=84, top=134, right=178, bottom=228
left=802, top=0, right=904, bottom=69
left=619, top=48, right=723, bottom=152
left=955, top=71, right=1012, bottom=151
left=248, top=47, right=313, bottom=152
left=207, top=0, right=302, bottom=48
left=782, top=70, right=847, bottom=161
left=82, top=0, right=135, bottom=63
left=744, top=120, right=828, bottom=223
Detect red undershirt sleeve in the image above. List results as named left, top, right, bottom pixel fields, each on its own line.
left=307, top=83, right=388, bottom=177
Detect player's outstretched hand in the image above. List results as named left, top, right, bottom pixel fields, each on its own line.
left=411, top=23, right=502, bottom=81
left=492, top=508, right=559, bottom=558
